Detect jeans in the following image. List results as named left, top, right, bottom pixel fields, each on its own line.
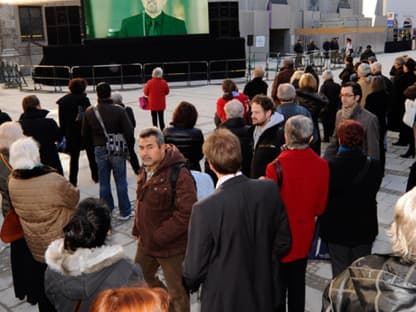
left=94, top=146, right=131, bottom=217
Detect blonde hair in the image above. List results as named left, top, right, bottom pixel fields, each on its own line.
left=390, top=187, right=416, bottom=263
left=0, top=121, right=25, bottom=150
left=290, top=70, right=303, bottom=85
left=299, top=73, right=317, bottom=92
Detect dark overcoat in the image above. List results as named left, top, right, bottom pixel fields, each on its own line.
left=183, top=175, right=292, bottom=312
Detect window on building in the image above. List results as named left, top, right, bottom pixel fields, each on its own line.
left=19, top=6, right=44, bottom=41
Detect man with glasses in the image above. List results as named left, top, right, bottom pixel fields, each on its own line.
left=119, top=0, right=187, bottom=37
left=324, top=82, right=380, bottom=161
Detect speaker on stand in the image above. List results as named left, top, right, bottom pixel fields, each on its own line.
left=246, top=34, right=253, bottom=81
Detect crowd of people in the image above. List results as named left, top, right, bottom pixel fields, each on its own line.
left=1, top=48, right=416, bottom=312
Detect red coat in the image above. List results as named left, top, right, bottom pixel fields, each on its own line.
left=266, top=148, right=329, bottom=263
left=216, top=92, right=249, bottom=122
left=144, top=77, right=170, bottom=111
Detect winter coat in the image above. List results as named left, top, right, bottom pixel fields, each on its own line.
left=133, top=145, right=197, bottom=258
left=271, top=67, right=295, bottom=104
left=19, top=109, right=63, bottom=174
left=143, top=77, right=170, bottom=111
left=220, top=117, right=252, bottom=177
left=339, top=63, right=355, bottom=85
left=8, top=166, right=79, bottom=262
left=266, top=148, right=329, bottom=262
left=249, top=112, right=285, bottom=178
left=45, top=239, right=143, bottom=312
left=322, top=255, right=416, bottom=312
left=319, top=79, right=341, bottom=119
left=324, top=104, right=380, bottom=161
left=183, top=175, right=291, bottom=312
left=56, top=93, right=91, bottom=152
left=163, top=126, right=204, bottom=171
left=319, top=149, right=382, bottom=246
left=243, top=77, right=268, bottom=100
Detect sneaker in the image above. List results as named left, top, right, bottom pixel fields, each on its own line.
left=117, top=212, right=133, bottom=221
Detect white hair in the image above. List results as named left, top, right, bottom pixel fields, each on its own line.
left=322, top=70, right=333, bottom=81
left=224, top=99, right=244, bottom=119
left=152, top=67, right=163, bottom=78
left=9, top=137, right=40, bottom=170
left=284, top=115, right=313, bottom=149
left=0, top=121, right=25, bottom=150
left=111, top=92, right=123, bottom=105
left=277, top=83, right=296, bottom=101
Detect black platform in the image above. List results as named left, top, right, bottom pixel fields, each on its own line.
left=36, top=35, right=246, bottom=85
left=384, top=40, right=412, bottom=53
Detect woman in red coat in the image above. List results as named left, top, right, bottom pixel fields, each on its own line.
left=144, top=67, right=170, bottom=130
left=265, top=115, right=329, bottom=312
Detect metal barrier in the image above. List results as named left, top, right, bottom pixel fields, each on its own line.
left=32, top=65, right=71, bottom=91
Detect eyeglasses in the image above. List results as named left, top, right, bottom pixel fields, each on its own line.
left=340, top=93, right=355, bottom=98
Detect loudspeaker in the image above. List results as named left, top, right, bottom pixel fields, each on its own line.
left=247, top=35, right=253, bottom=47
left=209, top=2, right=240, bottom=39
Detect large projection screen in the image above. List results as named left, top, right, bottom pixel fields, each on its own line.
left=83, top=0, right=209, bottom=39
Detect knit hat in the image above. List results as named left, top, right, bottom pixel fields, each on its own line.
left=357, top=63, right=371, bottom=78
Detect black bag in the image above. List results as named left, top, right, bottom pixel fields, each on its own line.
left=93, top=107, right=129, bottom=158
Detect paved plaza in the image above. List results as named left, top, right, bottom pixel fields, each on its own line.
left=0, top=50, right=416, bottom=311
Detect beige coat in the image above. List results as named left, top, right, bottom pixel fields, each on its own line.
left=8, top=167, right=79, bottom=262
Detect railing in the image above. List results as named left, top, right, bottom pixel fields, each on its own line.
left=23, top=58, right=247, bottom=91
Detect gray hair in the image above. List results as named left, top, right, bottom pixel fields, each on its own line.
left=152, top=67, right=163, bottom=78
left=0, top=121, right=25, bottom=150
left=277, top=83, right=296, bottom=102
left=9, top=137, right=40, bottom=170
left=357, top=63, right=371, bottom=78
left=390, top=187, right=416, bottom=263
left=224, top=99, right=244, bottom=119
left=322, top=70, right=333, bottom=81
left=138, top=127, right=165, bottom=146
left=371, top=62, right=382, bottom=74
left=284, top=115, right=313, bottom=149
left=111, top=92, right=123, bottom=105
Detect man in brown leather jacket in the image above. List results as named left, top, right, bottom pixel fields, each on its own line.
left=133, top=127, right=197, bottom=312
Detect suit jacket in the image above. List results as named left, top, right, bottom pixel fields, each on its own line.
left=183, top=175, right=291, bottom=312
left=119, top=11, right=186, bottom=37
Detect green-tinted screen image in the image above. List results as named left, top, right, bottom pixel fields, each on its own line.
left=83, top=0, right=209, bottom=38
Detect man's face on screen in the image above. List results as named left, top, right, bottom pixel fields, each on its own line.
left=142, top=0, right=167, bottom=17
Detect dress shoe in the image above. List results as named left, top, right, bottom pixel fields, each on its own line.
left=400, top=150, right=415, bottom=158
left=392, top=141, right=408, bottom=146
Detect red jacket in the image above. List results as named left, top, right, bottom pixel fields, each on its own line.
left=266, top=148, right=329, bottom=263
left=144, top=77, right=170, bottom=111
left=216, top=92, right=249, bottom=123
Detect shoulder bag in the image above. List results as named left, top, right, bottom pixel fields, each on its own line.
left=0, top=153, right=24, bottom=243
left=93, top=107, right=129, bottom=158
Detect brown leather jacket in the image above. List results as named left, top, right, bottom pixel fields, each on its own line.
left=133, top=145, right=197, bottom=258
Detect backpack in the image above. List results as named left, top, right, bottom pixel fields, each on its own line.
left=169, top=162, right=196, bottom=209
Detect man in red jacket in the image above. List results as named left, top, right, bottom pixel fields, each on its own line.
left=133, top=127, right=197, bottom=312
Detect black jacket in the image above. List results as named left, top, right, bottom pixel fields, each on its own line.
left=183, top=175, right=291, bottom=312
left=243, top=77, right=268, bottom=100
left=220, top=117, right=252, bottom=176
left=339, top=63, right=355, bottom=85
left=249, top=113, right=285, bottom=179
left=19, top=109, right=63, bottom=174
left=0, top=110, right=11, bottom=125
left=56, top=93, right=91, bottom=152
left=319, top=79, right=341, bottom=119
left=163, top=126, right=204, bottom=171
left=83, top=99, right=139, bottom=172
left=319, top=149, right=382, bottom=246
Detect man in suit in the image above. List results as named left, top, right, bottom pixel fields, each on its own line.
left=119, top=0, right=187, bottom=37
left=183, top=128, right=291, bottom=312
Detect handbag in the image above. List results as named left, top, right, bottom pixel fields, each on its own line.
left=0, top=153, right=24, bottom=244
left=403, top=99, right=416, bottom=128
left=93, top=107, right=129, bottom=158
left=139, top=96, right=149, bottom=110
